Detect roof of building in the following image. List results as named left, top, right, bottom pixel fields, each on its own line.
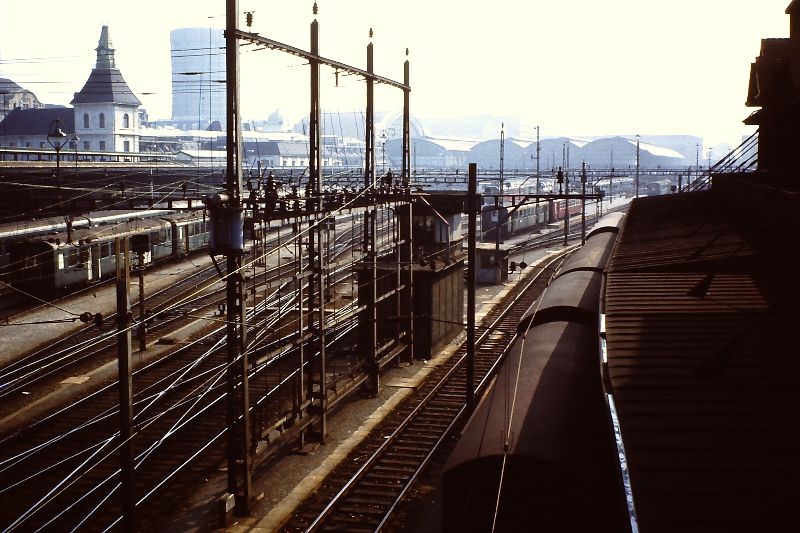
left=175, top=149, right=227, bottom=160
left=418, top=136, right=482, bottom=153
left=71, top=68, right=141, bottom=106
left=0, top=107, right=75, bottom=135
left=270, top=141, right=310, bottom=157
left=634, top=139, right=685, bottom=159
left=604, top=176, right=800, bottom=530
left=71, top=26, right=141, bottom=106
left=0, top=78, right=23, bottom=94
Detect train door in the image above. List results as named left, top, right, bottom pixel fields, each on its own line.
left=91, top=243, right=101, bottom=280
left=80, top=245, right=92, bottom=282
left=172, top=222, right=180, bottom=255
left=185, top=223, right=192, bottom=254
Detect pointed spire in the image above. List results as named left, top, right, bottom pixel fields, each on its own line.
left=95, top=25, right=116, bottom=69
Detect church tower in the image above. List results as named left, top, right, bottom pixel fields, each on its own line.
left=71, top=26, right=141, bottom=153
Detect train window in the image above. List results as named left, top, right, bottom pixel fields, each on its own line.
left=480, top=254, right=496, bottom=268
left=67, top=249, right=78, bottom=267
left=178, top=227, right=183, bottom=239
left=79, top=247, right=90, bottom=265
left=57, top=253, right=64, bottom=270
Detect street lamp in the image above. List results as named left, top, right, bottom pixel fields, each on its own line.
left=380, top=128, right=395, bottom=175
left=72, top=135, right=80, bottom=173
left=47, top=119, right=69, bottom=198
left=47, top=119, right=69, bottom=172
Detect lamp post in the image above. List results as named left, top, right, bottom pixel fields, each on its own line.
left=72, top=135, right=80, bottom=174
left=380, top=128, right=395, bottom=175
left=47, top=119, right=69, bottom=199
left=380, top=130, right=387, bottom=175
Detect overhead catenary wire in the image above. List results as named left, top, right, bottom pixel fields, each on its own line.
left=1, top=211, right=380, bottom=530
left=489, top=259, right=563, bottom=530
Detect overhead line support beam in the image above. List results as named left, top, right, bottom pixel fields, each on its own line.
left=232, top=29, right=409, bottom=90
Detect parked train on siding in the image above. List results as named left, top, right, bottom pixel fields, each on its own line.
left=0, top=210, right=177, bottom=298
left=646, top=179, right=676, bottom=196
left=7, top=213, right=210, bottom=294
left=481, top=197, right=583, bottom=242
left=443, top=212, right=631, bottom=532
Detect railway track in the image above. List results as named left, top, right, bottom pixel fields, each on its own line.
left=0, top=206, right=583, bottom=530
left=0, top=220, right=378, bottom=531
left=0, top=220, right=363, bottom=403
left=0, top=280, right=365, bottom=531
left=283, top=250, right=570, bottom=532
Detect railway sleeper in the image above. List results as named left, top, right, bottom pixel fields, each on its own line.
left=360, top=477, right=404, bottom=488
left=415, top=410, right=454, bottom=420
left=337, top=504, right=388, bottom=516
left=384, top=450, right=427, bottom=460
left=351, top=486, right=399, bottom=499
left=412, top=419, right=452, bottom=430
left=422, top=405, right=461, bottom=415
left=371, top=464, right=416, bottom=475
left=322, top=519, right=375, bottom=532
left=396, top=434, right=439, bottom=445
left=345, top=495, right=395, bottom=506
left=436, top=391, right=466, bottom=400
left=380, top=457, right=424, bottom=468
left=429, top=395, right=465, bottom=405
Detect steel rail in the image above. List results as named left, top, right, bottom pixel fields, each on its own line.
left=302, top=251, right=569, bottom=532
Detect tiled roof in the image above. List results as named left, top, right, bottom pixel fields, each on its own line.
left=0, top=78, right=23, bottom=94
left=604, top=181, right=800, bottom=531
left=0, top=108, right=75, bottom=135
left=71, top=68, right=141, bottom=106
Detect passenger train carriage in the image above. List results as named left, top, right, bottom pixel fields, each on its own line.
left=8, top=213, right=209, bottom=293
left=481, top=197, right=584, bottom=242
left=443, top=212, right=630, bottom=532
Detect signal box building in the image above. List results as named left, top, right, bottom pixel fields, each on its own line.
left=357, top=192, right=466, bottom=372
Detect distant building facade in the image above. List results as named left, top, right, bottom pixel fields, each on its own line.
left=0, top=107, right=75, bottom=150
left=71, top=26, right=141, bottom=153
left=0, top=26, right=140, bottom=153
left=170, top=28, right=226, bottom=129
left=0, top=78, right=45, bottom=122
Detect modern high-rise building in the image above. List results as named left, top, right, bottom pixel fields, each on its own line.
left=170, top=28, right=225, bottom=129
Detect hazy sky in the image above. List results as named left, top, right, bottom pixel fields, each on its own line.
left=0, top=0, right=792, bottom=145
